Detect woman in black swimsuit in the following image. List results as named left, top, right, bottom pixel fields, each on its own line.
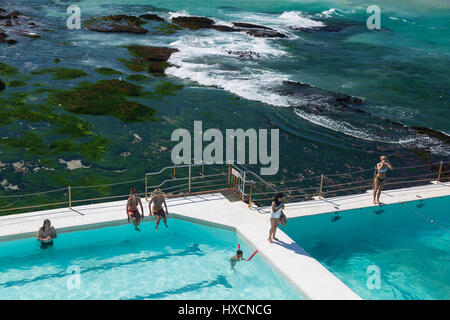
left=373, top=155, right=393, bottom=205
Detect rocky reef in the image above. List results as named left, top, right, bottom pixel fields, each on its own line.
left=172, top=16, right=287, bottom=38
left=85, top=15, right=148, bottom=33
left=120, top=45, right=179, bottom=75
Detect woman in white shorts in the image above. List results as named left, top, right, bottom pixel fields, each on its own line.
left=268, top=193, right=284, bottom=243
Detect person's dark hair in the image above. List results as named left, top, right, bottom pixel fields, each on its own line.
left=43, top=219, right=50, bottom=229
left=274, top=193, right=284, bottom=206
left=130, top=188, right=137, bottom=194
left=236, top=250, right=243, bottom=256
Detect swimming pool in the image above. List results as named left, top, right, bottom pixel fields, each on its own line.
left=282, top=196, right=450, bottom=300
left=0, top=218, right=302, bottom=300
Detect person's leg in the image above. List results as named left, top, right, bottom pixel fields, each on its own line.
left=376, top=180, right=385, bottom=204
left=155, top=215, right=161, bottom=230
left=268, top=219, right=275, bottom=242
left=162, top=213, right=168, bottom=227
left=272, top=219, right=280, bottom=241
left=373, top=178, right=380, bottom=204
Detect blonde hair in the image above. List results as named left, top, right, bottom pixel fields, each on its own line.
left=381, top=155, right=387, bottom=160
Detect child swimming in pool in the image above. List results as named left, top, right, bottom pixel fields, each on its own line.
left=230, top=250, right=246, bottom=269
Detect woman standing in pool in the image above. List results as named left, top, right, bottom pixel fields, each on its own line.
left=36, top=219, right=57, bottom=249
left=268, top=193, right=284, bottom=243
left=373, top=155, right=393, bottom=205
left=149, top=188, right=169, bottom=230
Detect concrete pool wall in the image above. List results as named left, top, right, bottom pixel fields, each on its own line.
left=0, top=182, right=448, bottom=299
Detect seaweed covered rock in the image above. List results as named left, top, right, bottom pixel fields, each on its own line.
left=0, top=79, right=5, bottom=91
left=85, top=15, right=147, bottom=34
left=172, top=16, right=240, bottom=32
left=232, top=22, right=273, bottom=30
left=172, top=16, right=215, bottom=29
left=289, top=25, right=341, bottom=32
left=245, top=29, right=287, bottom=38
left=122, top=45, right=178, bottom=75
left=139, top=13, right=165, bottom=22
left=48, top=79, right=157, bottom=122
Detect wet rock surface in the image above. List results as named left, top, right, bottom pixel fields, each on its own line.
left=86, top=15, right=148, bottom=33
left=123, top=45, right=179, bottom=75
left=0, top=79, right=5, bottom=90
left=172, top=15, right=286, bottom=38
left=0, top=8, right=43, bottom=44
left=139, top=13, right=165, bottom=22
left=289, top=25, right=341, bottom=32
left=226, top=50, right=261, bottom=59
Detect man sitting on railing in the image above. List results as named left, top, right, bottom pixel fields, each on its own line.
left=127, top=188, right=144, bottom=231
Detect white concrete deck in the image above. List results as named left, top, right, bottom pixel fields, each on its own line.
left=254, top=181, right=450, bottom=219
left=1, top=182, right=448, bottom=300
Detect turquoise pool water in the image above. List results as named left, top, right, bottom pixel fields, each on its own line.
left=0, top=218, right=302, bottom=300
left=282, top=196, right=450, bottom=300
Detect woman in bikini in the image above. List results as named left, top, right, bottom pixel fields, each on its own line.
left=126, top=188, right=144, bottom=231
left=373, top=155, right=393, bottom=205
left=36, top=219, right=57, bottom=249
left=149, top=188, right=169, bottom=230
left=268, top=193, right=284, bottom=243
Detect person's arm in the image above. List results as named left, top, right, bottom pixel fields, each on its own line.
left=139, top=198, right=144, bottom=219
left=271, top=202, right=276, bottom=212
left=148, top=196, right=154, bottom=215
left=386, top=161, right=393, bottom=170
left=164, top=197, right=168, bottom=214
left=50, top=227, right=57, bottom=239
left=37, top=229, right=43, bottom=241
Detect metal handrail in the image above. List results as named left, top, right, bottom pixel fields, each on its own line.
left=0, top=160, right=448, bottom=214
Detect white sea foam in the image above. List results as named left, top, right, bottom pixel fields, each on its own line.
left=166, top=32, right=292, bottom=107
left=278, top=11, right=325, bottom=28
left=316, top=8, right=355, bottom=18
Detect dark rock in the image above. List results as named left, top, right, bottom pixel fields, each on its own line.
left=245, top=29, right=287, bottom=38
left=0, top=79, right=5, bottom=90
left=412, top=127, right=450, bottom=144
left=86, top=15, right=147, bottom=34
left=172, top=16, right=215, bottom=29
left=139, top=13, right=165, bottom=22
left=232, top=22, right=273, bottom=30
left=226, top=50, right=261, bottom=59
left=28, top=21, right=38, bottom=28
left=124, top=45, right=179, bottom=75
left=211, top=25, right=240, bottom=32
left=6, top=38, right=17, bottom=44
left=289, top=25, right=341, bottom=32
left=0, top=9, right=20, bottom=19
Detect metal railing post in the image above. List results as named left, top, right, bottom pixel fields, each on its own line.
left=241, top=172, right=246, bottom=201
left=145, top=174, right=148, bottom=201
left=201, top=161, right=204, bottom=176
left=188, top=165, right=192, bottom=194
left=437, top=161, right=443, bottom=182
left=228, top=164, right=231, bottom=188
left=318, top=174, right=324, bottom=199
left=248, top=182, right=253, bottom=208
left=68, top=186, right=72, bottom=209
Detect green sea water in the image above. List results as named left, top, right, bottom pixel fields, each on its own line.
left=0, top=0, right=449, bottom=209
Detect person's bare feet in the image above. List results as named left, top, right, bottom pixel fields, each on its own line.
left=267, top=238, right=273, bottom=243
left=272, top=237, right=280, bottom=241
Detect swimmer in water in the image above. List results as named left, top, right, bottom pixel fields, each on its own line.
left=230, top=250, right=246, bottom=269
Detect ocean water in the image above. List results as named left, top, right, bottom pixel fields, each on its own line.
left=0, top=218, right=302, bottom=299
left=0, top=0, right=449, bottom=203
left=281, top=196, right=450, bottom=300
